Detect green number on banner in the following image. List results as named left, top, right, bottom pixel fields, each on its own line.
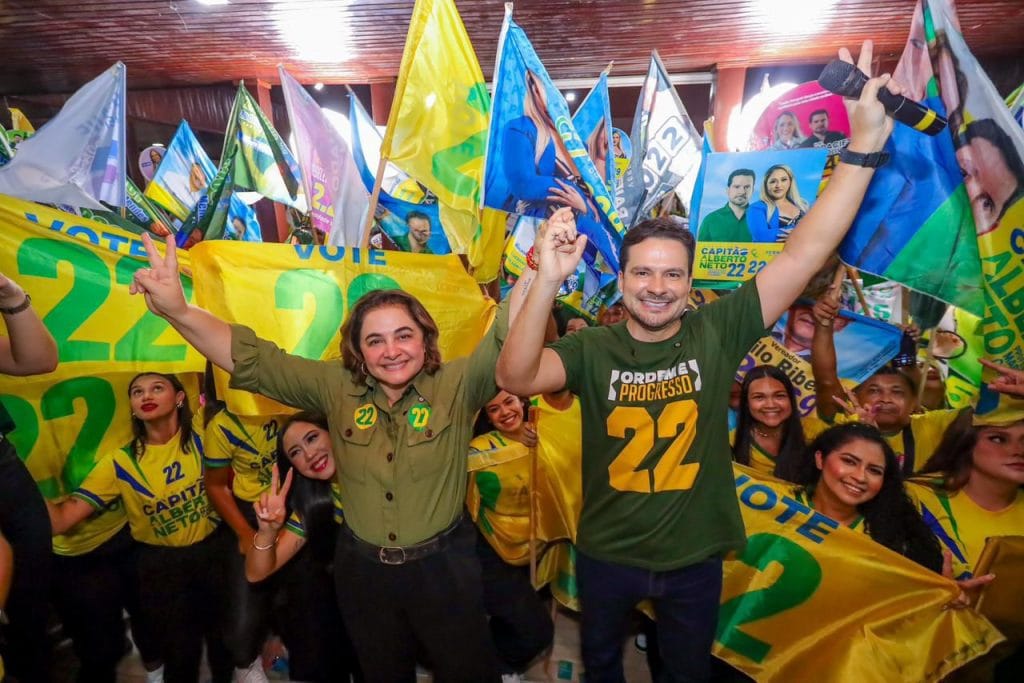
left=715, top=532, right=822, bottom=663
left=40, top=377, right=117, bottom=493
left=0, top=394, right=39, bottom=464
left=112, top=256, right=192, bottom=361
left=274, top=271, right=345, bottom=358
left=346, top=273, right=403, bottom=311
left=17, top=239, right=111, bottom=361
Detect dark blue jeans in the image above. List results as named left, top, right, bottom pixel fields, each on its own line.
left=577, top=551, right=723, bottom=683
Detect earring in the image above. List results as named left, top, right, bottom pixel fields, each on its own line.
left=360, top=362, right=367, bottom=376
left=176, top=402, right=183, bottom=409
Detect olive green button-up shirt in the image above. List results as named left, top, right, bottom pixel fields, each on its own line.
left=229, top=301, right=507, bottom=547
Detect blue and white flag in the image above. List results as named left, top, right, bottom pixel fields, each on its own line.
left=144, top=119, right=218, bottom=222
left=482, top=6, right=624, bottom=273
left=618, top=51, right=702, bottom=227
left=0, top=62, right=126, bottom=209
left=572, top=70, right=615, bottom=194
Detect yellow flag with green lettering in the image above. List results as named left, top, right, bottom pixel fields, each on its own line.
left=381, top=0, right=491, bottom=257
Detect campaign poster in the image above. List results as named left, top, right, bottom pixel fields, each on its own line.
left=138, top=145, right=165, bottom=184
left=693, top=148, right=828, bottom=280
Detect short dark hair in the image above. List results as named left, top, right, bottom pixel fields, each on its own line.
left=727, top=168, right=755, bottom=186
left=860, top=365, right=918, bottom=395
left=809, top=109, right=829, bottom=122
left=619, top=216, right=695, bottom=274
left=406, top=210, right=430, bottom=224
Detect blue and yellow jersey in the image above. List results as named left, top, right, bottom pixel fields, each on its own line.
left=74, top=430, right=219, bottom=547
left=203, top=411, right=283, bottom=502
left=283, top=482, right=343, bottom=538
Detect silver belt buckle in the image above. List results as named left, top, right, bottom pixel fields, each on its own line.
left=378, top=546, right=407, bottom=565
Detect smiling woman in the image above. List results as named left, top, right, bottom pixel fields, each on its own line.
left=732, top=365, right=806, bottom=475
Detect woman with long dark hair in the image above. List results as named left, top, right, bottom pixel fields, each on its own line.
left=732, top=365, right=805, bottom=476
left=46, top=372, right=232, bottom=683
left=245, top=411, right=361, bottom=682
left=780, top=422, right=943, bottom=571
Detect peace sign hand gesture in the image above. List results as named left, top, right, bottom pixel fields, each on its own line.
left=129, top=233, right=188, bottom=320
left=253, top=463, right=294, bottom=534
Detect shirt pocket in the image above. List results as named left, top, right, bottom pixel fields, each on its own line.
left=336, top=423, right=373, bottom=484
left=405, top=409, right=454, bottom=482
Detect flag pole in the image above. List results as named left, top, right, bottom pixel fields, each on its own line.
left=360, top=156, right=388, bottom=249
left=843, top=265, right=873, bottom=318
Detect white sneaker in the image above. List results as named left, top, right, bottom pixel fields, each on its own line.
left=501, top=674, right=523, bottom=683
left=234, top=656, right=269, bottom=683
left=145, top=665, right=165, bottom=683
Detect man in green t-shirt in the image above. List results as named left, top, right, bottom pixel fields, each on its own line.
left=697, top=168, right=755, bottom=242
left=496, top=43, right=898, bottom=682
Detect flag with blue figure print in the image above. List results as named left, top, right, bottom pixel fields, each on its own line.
left=572, top=71, right=615, bottom=194
left=144, top=120, right=218, bottom=222
left=348, top=92, right=452, bottom=254
left=224, top=194, right=262, bottom=242
left=482, top=7, right=625, bottom=275
left=618, top=51, right=702, bottom=228
left=0, top=62, right=126, bottom=210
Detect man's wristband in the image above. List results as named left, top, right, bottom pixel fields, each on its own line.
left=839, top=149, right=890, bottom=168
left=0, top=293, right=31, bottom=315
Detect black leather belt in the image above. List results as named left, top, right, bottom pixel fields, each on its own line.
left=345, top=515, right=465, bottom=565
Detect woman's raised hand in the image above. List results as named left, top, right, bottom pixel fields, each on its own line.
left=129, top=233, right=189, bottom=320
left=253, top=463, right=294, bottom=534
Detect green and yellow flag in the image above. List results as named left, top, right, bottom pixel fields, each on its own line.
left=381, top=0, right=494, bottom=267
left=9, top=107, right=34, bottom=134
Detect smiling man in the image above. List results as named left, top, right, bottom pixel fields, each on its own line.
left=697, top=169, right=755, bottom=242
left=496, top=42, right=900, bottom=682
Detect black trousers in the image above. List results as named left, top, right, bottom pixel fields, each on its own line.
left=333, top=517, right=500, bottom=683
left=227, top=496, right=362, bottom=681
left=135, top=525, right=233, bottom=683
left=0, top=439, right=52, bottom=683
left=476, top=530, right=553, bottom=673
left=51, top=525, right=160, bottom=683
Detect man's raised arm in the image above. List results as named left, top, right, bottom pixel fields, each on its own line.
left=756, top=40, right=904, bottom=327
left=496, top=209, right=586, bottom=396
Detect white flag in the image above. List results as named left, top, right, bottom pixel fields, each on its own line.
left=0, top=62, right=126, bottom=209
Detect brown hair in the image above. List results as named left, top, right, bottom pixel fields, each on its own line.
left=127, top=372, right=193, bottom=459
left=919, top=409, right=976, bottom=491
left=620, top=217, right=695, bottom=274
left=340, top=289, right=442, bottom=385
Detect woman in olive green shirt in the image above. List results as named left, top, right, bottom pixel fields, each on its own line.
left=127, top=212, right=572, bottom=682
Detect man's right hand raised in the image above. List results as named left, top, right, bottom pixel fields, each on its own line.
left=130, top=233, right=189, bottom=321
left=535, top=206, right=588, bottom=285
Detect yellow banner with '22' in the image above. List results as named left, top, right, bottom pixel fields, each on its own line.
left=0, top=194, right=204, bottom=378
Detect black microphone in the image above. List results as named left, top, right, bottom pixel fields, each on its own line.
left=818, top=59, right=947, bottom=136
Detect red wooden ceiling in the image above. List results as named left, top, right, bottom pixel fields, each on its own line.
left=2, top=0, right=1023, bottom=95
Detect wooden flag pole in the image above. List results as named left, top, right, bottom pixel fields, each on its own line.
left=844, top=265, right=873, bottom=318
left=528, top=405, right=539, bottom=588
left=360, top=155, right=388, bottom=249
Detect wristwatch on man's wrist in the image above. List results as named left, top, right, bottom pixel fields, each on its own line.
left=840, top=148, right=890, bottom=168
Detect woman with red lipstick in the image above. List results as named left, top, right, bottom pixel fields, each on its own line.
left=45, top=372, right=233, bottom=683
left=780, top=422, right=943, bottom=572
left=245, top=411, right=362, bottom=682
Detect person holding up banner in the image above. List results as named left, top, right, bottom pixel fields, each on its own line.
left=809, top=289, right=960, bottom=474
left=781, top=422, right=943, bottom=570
left=0, top=272, right=57, bottom=683
left=46, top=372, right=233, bottom=683
left=495, top=41, right=904, bottom=682
left=126, top=211, right=567, bottom=682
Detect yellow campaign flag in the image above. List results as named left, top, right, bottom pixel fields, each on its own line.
left=0, top=194, right=204, bottom=379
left=381, top=0, right=491, bottom=256
left=188, top=241, right=495, bottom=416
left=0, top=372, right=200, bottom=555
left=470, top=397, right=1003, bottom=680
left=10, top=107, right=34, bottom=133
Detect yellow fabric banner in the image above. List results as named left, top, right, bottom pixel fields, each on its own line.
left=0, top=194, right=204, bottom=379
left=10, top=107, right=34, bottom=134
left=381, top=0, right=491, bottom=258
left=470, top=404, right=1003, bottom=680
left=188, top=240, right=495, bottom=415
left=0, top=372, right=199, bottom=555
